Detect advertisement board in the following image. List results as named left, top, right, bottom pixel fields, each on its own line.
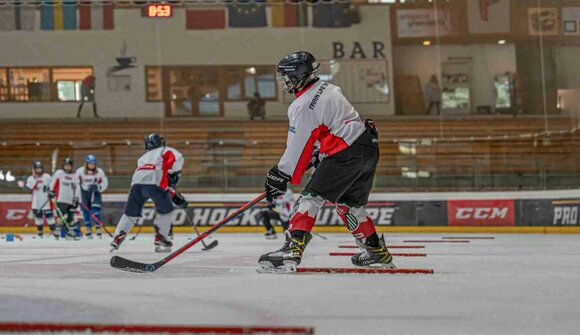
left=447, top=199, right=516, bottom=226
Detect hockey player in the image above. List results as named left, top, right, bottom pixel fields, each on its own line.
left=21, top=161, right=58, bottom=238
left=259, top=189, right=294, bottom=239
left=49, top=158, right=81, bottom=239
left=259, top=51, right=395, bottom=272
left=76, top=154, right=108, bottom=239
left=110, top=133, right=186, bottom=253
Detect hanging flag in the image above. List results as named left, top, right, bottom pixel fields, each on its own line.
left=270, top=0, right=308, bottom=28
left=41, top=0, right=78, bottom=31
left=312, top=1, right=351, bottom=28
left=228, top=0, right=268, bottom=28
left=0, top=1, right=36, bottom=31
left=185, top=8, right=226, bottom=30
left=78, top=1, right=114, bottom=30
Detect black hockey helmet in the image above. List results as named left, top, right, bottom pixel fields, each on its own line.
left=144, top=133, right=166, bottom=151
left=277, top=51, right=319, bottom=94
left=63, top=157, right=74, bottom=167
left=32, top=160, right=43, bottom=171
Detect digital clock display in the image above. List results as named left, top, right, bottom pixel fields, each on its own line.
left=146, top=4, right=173, bottom=18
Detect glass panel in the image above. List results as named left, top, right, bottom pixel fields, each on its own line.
left=227, top=71, right=242, bottom=100
left=244, top=75, right=256, bottom=98
left=257, top=72, right=275, bottom=98
left=56, top=81, right=76, bottom=101
left=168, top=69, right=194, bottom=116
left=146, top=67, right=162, bottom=101
left=0, top=69, right=7, bottom=101
left=8, top=68, right=50, bottom=101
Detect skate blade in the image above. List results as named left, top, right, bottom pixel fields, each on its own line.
left=264, top=235, right=278, bottom=240
left=364, top=262, right=397, bottom=269
left=257, top=260, right=298, bottom=274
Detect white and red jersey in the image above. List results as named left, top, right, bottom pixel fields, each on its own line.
left=25, top=173, right=51, bottom=210
left=50, top=169, right=80, bottom=205
left=278, top=80, right=365, bottom=185
left=131, top=146, right=184, bottom=189
left=76, top=166, right=109, bottom=193
left=272, top=189, right=295, bottom=221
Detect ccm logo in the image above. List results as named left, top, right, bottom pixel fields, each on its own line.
left=456, top=207, right=508, bottom=220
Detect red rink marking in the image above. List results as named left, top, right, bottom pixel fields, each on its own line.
left=404, top=240, right=470, bottom=243
left=329, top=252, right=426, bottom=257
left=297, top=267, right=434, bottom=275
left=338, top=245, right=425, bottom=249
left=442, top=236, right=495, bottom=240
left=0, top=322, right=314, bottom=334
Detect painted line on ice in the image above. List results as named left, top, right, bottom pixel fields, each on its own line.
left=441, top=236, right=495, bottom=240
left=338, top=245, right=425, bottom=249
left=329, top=252, right=426, bottom=257
left=297, top=267, right=434, bottom=274
left=0, top=322, right=314, bottom=334
left=404, top=240, right=470, bottom=243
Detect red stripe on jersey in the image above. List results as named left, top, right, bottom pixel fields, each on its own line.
left=160, top=151, right=176, bottom=190
left=290, top=125, right=349, bottom=185
left=294, top=81, right=317, bottom=98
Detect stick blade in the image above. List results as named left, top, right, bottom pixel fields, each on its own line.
left=110, top=256, right=160, bottom=273
left=202, top=240, right=219, bottom=251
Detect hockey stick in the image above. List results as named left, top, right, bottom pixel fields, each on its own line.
left=110, top=192, right=266, bottom=273
left=50, top=199, right=79, bottom=240
left=183, top=210, right=218, bottom=251
left=129, top=223, right=144, bottom=241
left=80, top=202, right=114, bottom=238
left=311, top=231, right=328, bottom=240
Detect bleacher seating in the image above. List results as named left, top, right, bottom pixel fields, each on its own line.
left=0, top=116, right=578, bottom=191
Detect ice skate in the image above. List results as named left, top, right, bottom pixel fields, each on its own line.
left=258, top=231, right=312, bottom=273
left=264, top=228, right=277, bottom=240
left=154, top=228, right=173, bottom=253
left=85, top=230, right=93, bottom=239
left=96, top=227, right=102, bottom=239
left=110, top=231, right=127, bottom=252
left=352, top=235, right=396, bottom=269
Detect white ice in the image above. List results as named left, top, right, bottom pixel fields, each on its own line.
left=1, top=233, right=579, bottom=335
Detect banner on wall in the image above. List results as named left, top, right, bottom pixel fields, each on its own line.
left=396, top=9, right=452, bottom=38
left=528, top=7, right=559, bottom=36
left=520, top=199, right=580, bottom=226
left=562, top=7, right=580, bottom=36
left=0, top=200, right=449, bottom=228
left=447, top=199, right=516, bottom=226
left=467, top=0, right=511, bottom=34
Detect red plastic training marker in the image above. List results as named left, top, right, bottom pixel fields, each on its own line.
left=0, top=322, right=314, bottom=334
left=338, top=245, right=426, bottom=249
left=403, top=240, right=470, bottom=243
left=297, top=267, right=434, bottom=275
left=329, top=252, right=426, bottom=257
left=441, top=236, right=495, bottom=240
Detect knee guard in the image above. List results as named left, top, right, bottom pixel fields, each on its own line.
left=154, top=212, right=173, bottom=238
left=44, top=210, right=55, bottom=226
left=288, top=192, right=325, bottom=233
left=336, top=203, right=377, bottom=240
left=115, top=214, right=139, bottom=236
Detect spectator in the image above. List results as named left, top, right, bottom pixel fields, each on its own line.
left=247, top=92, right=265, bottom=120
left=77, top=75, right=100, bottom=118
left=425, top=75, right=441, bottom=115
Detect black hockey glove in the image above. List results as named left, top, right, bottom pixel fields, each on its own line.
left=72, top=198, right=80, bottom=209
left=172, top=191, right=188, bottom=209
left=48, top=191, right=56, bottom=199
left=265, top=166, right=290, bottom=201
left=168, top=171, right=181, bottom=188
left=308, top=147, right=321, bottom=170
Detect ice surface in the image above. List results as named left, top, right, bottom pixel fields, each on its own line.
left=1, top=233, right=579, bottom=335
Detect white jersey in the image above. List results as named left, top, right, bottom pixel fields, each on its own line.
left=279, top=80, right=365, bottom=185
left=50, top=169, right=80, bottom=205
left=272, top=189, right=295, bottom=221
left=76, top=166, right=109, bottom=193
left=25, top=173, right=51, bottom=210
left=131, top=146, right=184, bottom=189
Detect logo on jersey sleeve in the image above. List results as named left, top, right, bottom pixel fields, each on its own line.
left=289, top=126, right=297, bottom=134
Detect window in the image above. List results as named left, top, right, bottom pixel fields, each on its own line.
left=241, top=66, right=277, bottom=100
left=226, top=68, right=242, bottom=100
left=0, top=67, right=93, bottom=102
left=9, top=68, right=51, bottom=101
left=0, top=69, right=7, bottom=101
left=146, top=67, right=162, bottom=101
left=53, top=68, right=92, bottom=101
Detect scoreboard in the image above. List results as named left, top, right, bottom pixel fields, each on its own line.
left=145, top=4, right=173, bottom=18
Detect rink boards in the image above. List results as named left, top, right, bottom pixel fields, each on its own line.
left=0, top=190, right=579, bottom=231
